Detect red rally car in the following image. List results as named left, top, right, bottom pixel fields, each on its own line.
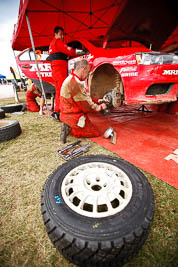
left=16, top=39, right=178, bottom=107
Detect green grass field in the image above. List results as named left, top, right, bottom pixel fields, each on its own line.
left=0, top=93, right=177, bottom=267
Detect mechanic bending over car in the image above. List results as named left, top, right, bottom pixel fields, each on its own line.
left=22, top=79, right=45, bottom=115
left=47, top=26, right=79, bottom=121
left=59, top=59, right=108, bottom=143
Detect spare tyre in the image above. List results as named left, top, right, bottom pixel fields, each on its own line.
left=0, top=120, right=21, bottom=142
left=41, top=155, right=155, bottom=267
left=0, top=108, right=5, bottom=119
left=0, top=104, right=23, bottom=113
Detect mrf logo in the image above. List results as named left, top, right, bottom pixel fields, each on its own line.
left=29, top=63, right=52, bottom=77
left=162, top=70, right=178, bottom=75
left=29, top=63, right=51, bottom=71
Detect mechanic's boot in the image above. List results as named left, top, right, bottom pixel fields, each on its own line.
left=51, top=111, right=60, bottom=121
left=60, top=123, right=71, bottom=144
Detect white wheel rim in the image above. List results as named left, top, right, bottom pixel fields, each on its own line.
left=61, top=162, right=133, bottom=218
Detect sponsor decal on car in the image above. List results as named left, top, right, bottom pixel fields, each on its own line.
left=29, top=63, right=52, bottom=72
left=120, top=66, right=137, bottom=73
left=36, top=72, right=52, bottom=77
left=162, top=70, right=178, bottom=75
left=121, top=72, right=138, bottom=77
left=29, top=63, right=52, bottom=77
left=113, top=59, right=136, bottom=65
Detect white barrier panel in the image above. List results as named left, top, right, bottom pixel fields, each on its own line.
left=0, top=85, right=16, bottom=99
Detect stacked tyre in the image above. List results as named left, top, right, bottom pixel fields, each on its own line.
left=0, top=104, right=24, bottom=113
left=0, top=120, right=21, bottom=142
left=0, top=108, right=5, bottom=119
left=0, top=104, right=23, bottom=142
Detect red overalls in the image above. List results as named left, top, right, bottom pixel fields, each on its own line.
left=60, top=73, right=104, bottom=138
left=49, top=38, right=76, bottom=112
left=26, top=84, right=41, bottom=112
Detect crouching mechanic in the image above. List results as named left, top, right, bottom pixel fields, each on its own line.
left=26, top=80, right=45, bottom=114
left=60, top=59, right=107, bottom=143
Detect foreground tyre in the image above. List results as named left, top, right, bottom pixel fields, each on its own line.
left=41, top=155, right=155, bottom=267
left=0, top=120, right=21, bottom=142
left=0, top=104, right=23, bottom=113
left=0, top=108, right=5, bottom=119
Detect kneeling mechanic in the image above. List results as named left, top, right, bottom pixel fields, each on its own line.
left=60, top=59, right=107, bottom=143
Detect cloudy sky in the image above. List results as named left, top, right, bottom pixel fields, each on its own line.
left=0, top=0, right=20, bottom=77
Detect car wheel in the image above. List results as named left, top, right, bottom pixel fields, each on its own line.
left=90, top=63, right=124, bottom=104
left=0, top=120, right=21, bottom=142
left=41, top=155, right=155, bottom=267
left=0, top=108, right=5, bottom=119
left=0, top=104, right=23, bottom=113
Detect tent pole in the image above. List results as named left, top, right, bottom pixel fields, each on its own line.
left=12, top=49, right=26, bottom=90
left=26, top=13, right=50, bottom=116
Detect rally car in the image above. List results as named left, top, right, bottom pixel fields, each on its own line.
left=16, top=39, right=178, bottom=107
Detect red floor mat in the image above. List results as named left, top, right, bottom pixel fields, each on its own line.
left=88, top=106, right=178, bottom=189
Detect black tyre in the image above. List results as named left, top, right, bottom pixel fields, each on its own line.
left=0, top=120, right=21, bottom=142
left=0, top=104, right=23, bottom=113
left=0, top=108, right=5, bottom=119
left=41, top=155, right=155, bottom=267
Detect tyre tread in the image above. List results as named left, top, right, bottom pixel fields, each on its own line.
left=0, top=120, right=21, bottom=142
left=0, top=104, right=23, bottom=113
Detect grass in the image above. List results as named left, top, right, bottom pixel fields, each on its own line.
left=0, top=93, right=177, bottom=267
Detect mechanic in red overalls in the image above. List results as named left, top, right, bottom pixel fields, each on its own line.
left=48, top=26, right=77, bottom=121
left=26, top=80, right=44, bottom=114
left=60, top=59, right=107, bottom=143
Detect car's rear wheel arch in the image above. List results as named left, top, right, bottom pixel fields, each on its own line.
left=89, top=63, right=124, bottom=99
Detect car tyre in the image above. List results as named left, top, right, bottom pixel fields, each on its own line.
left=0, top=120, right=21, bottom=142
left=41, top=155, right=155, bottom=267
left=0, top=104, right=23, bottom=113
left=0, top=108, right=5, bottom=119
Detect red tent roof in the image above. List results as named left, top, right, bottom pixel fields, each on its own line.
left=12, top=0, right=124, bottom=50
left=12, top=0, right=178, bottom=52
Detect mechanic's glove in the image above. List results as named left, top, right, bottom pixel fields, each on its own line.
left=98, top=99, right=105, bottom=104
left=100, top=103, right=107, bottom=110
left=101, top=109, right=110, bottom=116
left=98, top=99, right=110, bottom=106
left=100, top=103, right=110, bottom=116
